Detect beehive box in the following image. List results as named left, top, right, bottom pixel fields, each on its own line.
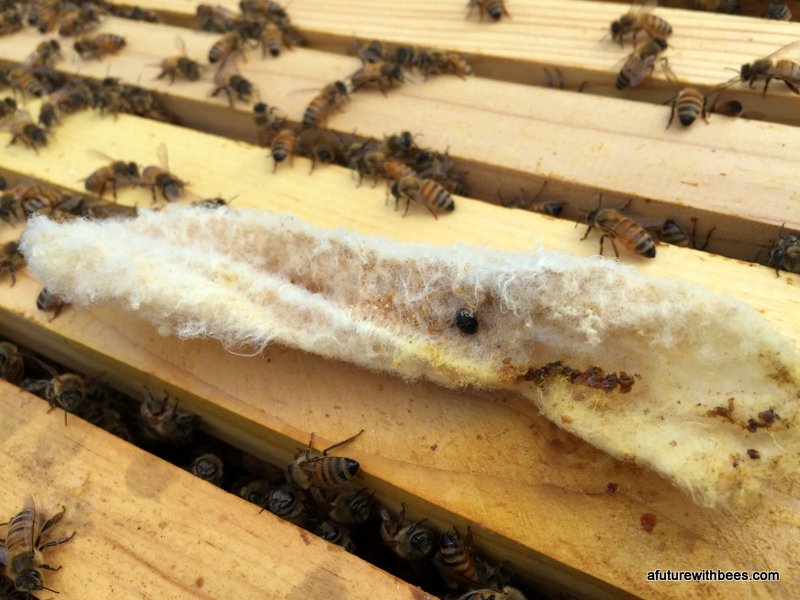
left=1, top=0, right=799, bottom=598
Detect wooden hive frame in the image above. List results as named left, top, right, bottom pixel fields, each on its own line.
left=0, top=1, right=799, bottom=599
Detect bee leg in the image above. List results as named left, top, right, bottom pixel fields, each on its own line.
left=666, top=101, right=676, bottom=129
left=425, top=205, right=439, bottom=219
left=402, top=197, right=412, bottom=217
left=36, top=509, right=66, bottom=546
left=37, top=562, right=63, bottom=571
left=38, top=531, right=75, bottom=552
left=762, top=76, right=772, bottom=96
left=580, top=224, right=594, bottom=241
left=783, top=79, right=800, bottom=94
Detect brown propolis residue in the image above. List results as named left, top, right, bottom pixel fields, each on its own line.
left=640, top=513, right=657, bottom=533
left=607, top=482, right=619, bottom=495
left=747, top=449, right=761, bottom=460
left=524, top=361, right=637, bottom=393
left=707, top=398, right=736, bottom=423
left=745, top=408, right=781, bottom=432
left=195, top=577, right=204, bottom=589
left=299, top=530, right=312, bottom=546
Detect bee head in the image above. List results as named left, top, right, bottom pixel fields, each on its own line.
left=741, top=63, right=753, bottom=80
left=125, top=162, right=140, bottom=177
left=15, top=569, right=44, bottom=592
left=31, top=126, right=48, bottom=146
left=334, top=80, right=348, bottom=96
left=653, top=37, right=668, bottom=51
left=316, top=147, right=333, bottom=162
left=253, top=101, right=267, bottom=114
left=610, top=20, right=623, bottom=37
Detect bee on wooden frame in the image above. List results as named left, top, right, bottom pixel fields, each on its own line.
left=83, top=151, right=141, bottom=200
left=350, top=61, right=404, bottom=96
left=739, top=40, right=800, bottom=95
left=379, top=505, right=435, bottom=560
left=581, top=194, right=656, bottom=258
left=253, top=101, right=286, bottom=145
left=657, top=217, right=715, bottom=250
left=763, top=1, right=792, bottom=20
left=615, top=37, right=668, bottom=90
left=196, top=4, right=239, bottom=32
left=0, top=96, right=16, bottom=120
left=610, top=1, right=672, bottom=47
left=0, top=496, right=76, bottom=594
left=208, top=30, right=247, bottom=65
left=22, top=39, right=61, bottom=70
left=139, top=387, right=201, bottom=446
left=156, top=36, right=203, bottom=83
left=270, top=126, right=298, bottom=172
left=74, top=34, right=126, bottom=60
left=414, top=50, right=473, bottom=80
left=0, top=240, right=25, bottom=285
left=467, top=0, right=511, bottom=21
left=262, top=486, right=310, bottom=528
left=434, top=528, right=478, bottom=589
left=5, top=67, right=45, bottom=100
left=298, top=128, right=342, bottom=174
left=24, top=361, right=100, bottom=425
left=286, top=430, right=363, bottom=490
left=498, top=181, right=563, bottom=216
left=301, top=80, right=349, bottom=129
left=0, top=340, right=24, bottom=384
left=58, top=5, right=104, bottom=37
left=660, top=58, right=708, bottom=128
left=391, top=174, right=455, bottom=218
left=211, top=57, right=256, bottom=107
left=258, top=22, right=293, bottom=57
left=767, top=225, right=800, bottom=276
left=0, top=6, right=23, bottom=36
left=36, top=288, right=69, bottom=321
left=140, top=143, right=187, bottom=202
left=689, top=0, right=740, bottom=13
left=110, top=5, right=160, bottom=22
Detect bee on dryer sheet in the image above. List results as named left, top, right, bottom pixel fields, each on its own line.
left=0, top=340, right=25, bottom=384
left=192, top=197, right=231, bottom=209
left=350, top=61, right=404, bottom=96
left=739, top=40, right=800, bottom=95
left=302, top=81, right=349, bottom=129
left=211, top=57, right=256, bottom=107
left=660, top=58, right=708, bottom=128
left=262, top=486, right=310, bottom=528
left=286, top=430, right=363, bottom=491
left=85, top=199, right=138, bottom=220
left=456, top=587, right=528, bottom=600
left=379, top=505, right=435, bottom=560
left=434, top=528, right=478, bottom=589
left=658, top=218, right=715, bottom=250
left=189, top=453, right=225, bottom=486
left=615, top=37, right=668, bottom=90
left=767, top=225, right=800, bottom=276
left=208, top=30, right=246, bottom=65
left=51, top=194, right=89, bottom=218
left=196, top=4, right=239, bottom=32
left=391, top=174, right=455, bottom=218
left=610, top=1, right=672, bottom=47
left=1, top=496, right=76, bottom=594
left=57, top=5, right=104, bottom=37
left=688, top=0, right=741, bottom=13
left=581, top=195, right=656, bottom=258
left=0, top=240, right=25, bottom=285
left=140, top=143, right=187, bottom=202
left=36, top=288, right=68, bottom=321
left=74, top=34, right=126, bottom=61
left=315, top=521, right=357, bottom=553
left=139, top=388, right=201, bottom=446
left=83, top=153, right=141, bottom=200
left=23, top=39, right=62, bottom=70
left=763, top=1, right=792, bottom=20
left=270, top=126, right=298, bottom=172
left=454, top=308, right=479, bottom=335
left=156, top=37, right=203, bottom=84
left=467, top=0, right=511, bottom=21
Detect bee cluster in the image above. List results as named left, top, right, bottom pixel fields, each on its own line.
left=0, top=337, right=536, bottom=599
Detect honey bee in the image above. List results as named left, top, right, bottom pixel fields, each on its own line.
left=74, top=34, right=126, bottom=60
left=263, top=486, right=309, bottom=527
left=381, top=159, right=415, bottom=181
left=354, top=39, right=386, bottom=64
left=349, top=144, right=387, bottom=186
left=0, top=341, right=24, bottom=384
left=271, top=127, right=297, bottom=171
left=454, top=308, right=479, bottom=334
left=415, top=51, right=473, bottom=80
left=434, top=528, right=478, bottom=589
left=27, top=0, right=61, bottom=34
left=763, top=1, right=792, bottom=20
left=51, top=194, right=89, bottom=217
left=391, top=174, right=456, bottom=218
left=36, top=288, right=68, bottom=321
left=0, top=96, right=16, bottom=120
left=660, top=58, right=708, bottom=127
left=286, top=430, right=363, bottom=490
left=740, top=40, right=800, bottom=95
left=253, top=101, right=285, bottom=145
left=23, top=39, right=61, bottom=70
left=0, top=240, right=24, bottom=285
left=0, top=7, right=23, bottom=35
left=350, top=61, right=404, bottom=95
left=37, top=102, right=59, bottom=130
left=2, top=110, right=47, bottom=152
left=456, top=587, right=528, bottom=600
left=498, top=182, right=563, bottom=216
left=110, top=5, right=160, bottom=22
left=25, top=362, right=95, bottom=424
left=382, top=130, right=419, bottom=159
left=197, top=4, right=239, bottom=32
left=467, top=0, right=511, bottom=21
left=58, top=6, right=103, bottom=37
left=259, top=22, right=290, bottom=57
left=211, top=58, right=256, bottom=106
left=189, top=453, right=224, bottom=486
left=6, top=67, right=45, bottom=99
left=236, top=479, right=273, bottom=505
left=658, top=218, right=714, bottom=250
left=689, top=0, right=740, bottom=13
left=192, top=197, right=230, bottom=208
left=414, top=149, right=466, bottom=195
left=208, top=30, right=245, bottom=64
left=239, top=0, right=287, bottom=19
left=581, top=195, right=656, bottom=258
left=615, top=37, right=667, bottom=90
left=48, top=81, right=92, bottom=115
left=141, top=143, right=186, bottom=202
left=302, top=80, right=349, bottom=129
left=156, top=37, right=203, bottom=83
left=1, top=497, right=75, bottom=594
left=298, top=128, right=341, bottom=173
left=86, top=200, right=138, bottom=220
left=139, top=388, right=201, bottom=445
left=610, top=1, right=672, bottom=47
left=83, top=155, right=141, bottom=200
left=315, top=521, right=356, bottom=553
left=767, top=225, right=800, bottom=275
left=323, top=488, right=374, bottom=525
left=379, top=505, right=435, bottom=560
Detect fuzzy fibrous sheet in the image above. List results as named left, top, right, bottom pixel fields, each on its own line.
left=20, top=205, right=800, bottom=508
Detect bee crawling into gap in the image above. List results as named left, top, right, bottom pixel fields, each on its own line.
left=253, top=101, right=286, bottom=146
left=379, top=504, right=435, bottom=560
left=301, top=80, right=349, bottom=129
left=270, top=126, right=298, bottom=172
left=767, top=224, right=800, bottom=276
left=139, top=387, right=201, bottom=446
left=0, top=496, right=76, bottom=594
left=349, top=61, right=405, bottom=96
left=211, top=56, right=256, bottom=107
left=286, top=430, right=363, bottom=490
left=467, top=0, right=511, bottom=21
left=660, top=58, right=708, bottom=128
left=581, top=194, right=656, bottom=258
left=658, top=217, right=715, bottom=250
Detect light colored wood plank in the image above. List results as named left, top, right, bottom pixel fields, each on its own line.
left=0, top=380, right=437, bottom=600
left=0, top=109, right=798, bottom=600
left=1, top=19, right=798, bottom=262
left=108, top=0, right=800, bottom=122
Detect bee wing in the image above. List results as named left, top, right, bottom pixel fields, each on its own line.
left=156, top=142, right=170, bottom=171
left=760, top=39, right=800, bottom=62
left=633, top=0, right=657, bottom=16
left=175, top=34, right=188, bottom=56
left=23, top=495, right=36, bottom=556
left=86, top=148, right=117, bottom=163
left=0, top=545, right=6, bottom=568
